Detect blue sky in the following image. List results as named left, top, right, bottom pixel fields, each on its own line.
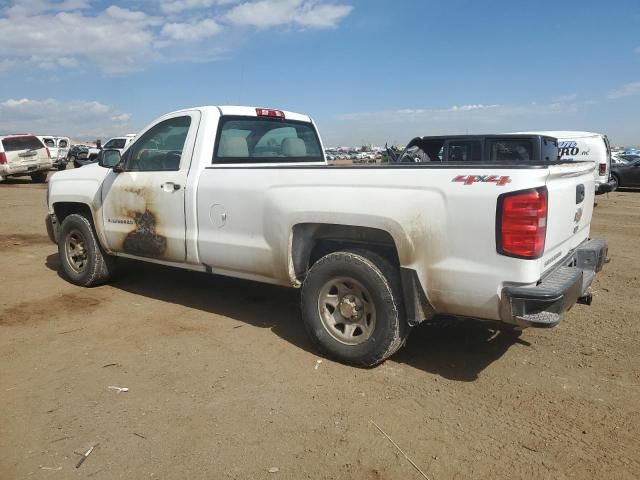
left=0, top=0, right=639, bottom=146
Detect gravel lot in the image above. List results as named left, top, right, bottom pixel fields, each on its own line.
left=1, top=175, right=639, bottom=479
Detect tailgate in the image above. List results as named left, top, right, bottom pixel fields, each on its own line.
left=541, top=162, right=595, bottom=271
left=11, top=149, right=39, bottom=166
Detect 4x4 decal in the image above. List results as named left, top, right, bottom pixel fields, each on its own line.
left=452, top=175, right=511, bottom=186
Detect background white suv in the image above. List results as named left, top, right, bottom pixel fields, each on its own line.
left=102, top=134, right=136, bottom=153
left=0, top=134, right=52, bottom=182
left=38, top=136, right=70, bottom=170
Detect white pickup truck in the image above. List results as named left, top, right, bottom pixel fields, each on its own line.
left=46, top=106, right=608, bottom=366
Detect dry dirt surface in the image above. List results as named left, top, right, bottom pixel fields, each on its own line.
left=1, top=175, right=639, bottom=480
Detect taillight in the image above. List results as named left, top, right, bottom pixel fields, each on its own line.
left=0, top=152, right=6, bottom=165
left=45, top=148, right=51, bottom=159
left=255, top=108, right=285, bottom=119
left=599, top=163, right=607, bottom=176
left=497, top=187, right=548, bottom=259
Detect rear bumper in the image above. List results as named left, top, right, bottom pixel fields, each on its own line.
left=500, top=238, right=608, bottom=328
left=46, top=214, right=60, bottom=244
left=596, top=179, right=617, bottom=194
left=0, top=163, right=51, bottom=177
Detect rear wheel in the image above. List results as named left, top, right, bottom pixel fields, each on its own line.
left=30, top=171, right=47, bottom=183
left=57, top=163, right=67, bottom=171
left=301, top=249, right=411, bottom=367
left=58, top=213, right=115, bottom=287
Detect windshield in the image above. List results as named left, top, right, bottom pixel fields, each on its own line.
left=214, top=116, right=323, bottom=164
left=104, top=139, right=126, bottom=149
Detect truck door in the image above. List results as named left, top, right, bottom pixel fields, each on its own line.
left=100, top=111, right=200, bottom=262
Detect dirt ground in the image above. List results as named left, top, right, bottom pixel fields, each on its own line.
left=0, top=174, right=639, bottom=480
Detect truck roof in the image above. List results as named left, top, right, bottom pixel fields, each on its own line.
left=512, top=131, right=604, bottom=139
left=417, top=133, right=557, bottom=141
left=168, top=106, right=313, bottom=123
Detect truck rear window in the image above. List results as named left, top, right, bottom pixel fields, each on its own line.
left=213, top=116, right=324, bottom=164
left=1, top=136, right=45, bottom=152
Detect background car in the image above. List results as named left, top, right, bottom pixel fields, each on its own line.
left=54, top=137, right=70, bottom=170
left=611, top=157, right=640, bottom=189
left=68, top=145, right=90, bottom=168
left=0, top=134, right=52, bottom=182
left=103, top=134, right=136, bottom=153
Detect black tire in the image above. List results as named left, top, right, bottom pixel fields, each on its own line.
left=58, top=213, right=115, bottom=287
left=611, top=173, right=620, bottom=190
left=301, top=249, right=411, bottom=367
left=30, top=171, right=48, bottom=183
left=57, top=163, right=67, bottom=171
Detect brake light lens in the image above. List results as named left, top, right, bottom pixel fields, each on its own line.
left=497, top=187, right=548, bottom=259
left=0, top=152, right=6, bottom=165
left=45, top=148, right=51, bottom=159
left=599, top=163, right=607, bottom=176
left=255, top=108, right=285, bottom=119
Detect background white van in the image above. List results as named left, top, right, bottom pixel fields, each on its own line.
left=517, top=131, right=616, bottom=194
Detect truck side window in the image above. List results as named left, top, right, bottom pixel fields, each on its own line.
left=125, top=116, right=191, bottom=171
left=446, top=141, right=482, bottom=162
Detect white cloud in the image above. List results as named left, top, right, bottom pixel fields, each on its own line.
left=0, top=97, right=132, bottom=140
left=225, top=0, right=352, bottom=29
left=607, top=81, right=640, bottom=99
left=0, top=7, right=161, bottom=74
left=6, top=0, right=90, bottom=16
left=161, top=18, right=222, bottom=42
left=160, top=0, right=239, bottom=14
left=0, top=0, right=352, bottom=73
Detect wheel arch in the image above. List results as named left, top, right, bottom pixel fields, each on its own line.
left=53, top=202, right=109, bottom=252
left=289, top=223, right=434, bottom=326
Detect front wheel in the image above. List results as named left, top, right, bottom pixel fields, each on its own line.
left=58, top=213, right=115, bottom=287
left=301, top=250, right=411, bottom=367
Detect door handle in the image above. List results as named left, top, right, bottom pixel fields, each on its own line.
left=161, top=182, right=181, bottom=192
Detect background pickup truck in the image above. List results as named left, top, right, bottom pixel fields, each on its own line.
left=46, top=106, right=608, bottom=366
left=390, top=134, right=560, bottom=164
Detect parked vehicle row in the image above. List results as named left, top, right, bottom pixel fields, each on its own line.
left=325, top=150, right=382, bottom=161
left=46, top=105, right=608, bottom=367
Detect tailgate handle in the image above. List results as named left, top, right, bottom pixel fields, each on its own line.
left=576, top=184, right=585, bottom=204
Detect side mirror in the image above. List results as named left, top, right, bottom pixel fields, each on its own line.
left=98, top=148, right=122, bottom=169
